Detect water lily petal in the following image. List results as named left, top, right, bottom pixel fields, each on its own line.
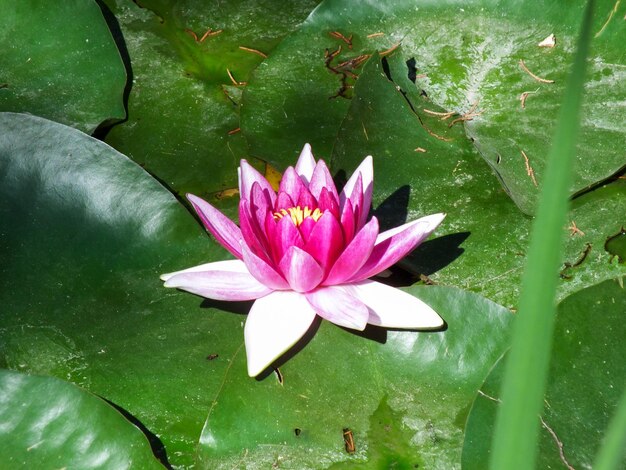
left=245, top=291, right=317, bottom=377
left=340, top=156, right=373, bottom=227
left=279, top=246, right=324, bottom=292
left=162, top=259, right=272, bottom=301
left=318, top=187, right=340, bottom=218
left=294, top=143, right=316, bottom=183
left=279, top=166, right=306, bottom=201
left=241, top=243, right=289, bottom=290
left=346, top=280, right=444, bottom=329
left=187, top=194, right=243, bottom=259
left=324, top=216, right=379, bottom=285
left=298, top=216, right=316, bottom=242
left=239, top=199, right=271, bottom=262
left=239, top=160, right=276, bottom=206
left=309, top=159, right=339, bottom=201
left=305, top=286, right=369, bottom=331
left=303, top=211, right=344, bottom=273
left=339, top=198, right=355, bottom=243
left=250, top=181, right=273, bottom=215
left=350, top=213, right=446, bottom=282
left=296, top=186, right=317, bottom=210
left=275, top=191, right=294, bottom=212
left=267, top=213, right=304, bottom=265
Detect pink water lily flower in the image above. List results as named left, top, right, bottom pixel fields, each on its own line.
left=161, top=144, right=445, bottom=377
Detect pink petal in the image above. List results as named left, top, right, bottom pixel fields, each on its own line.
left=278, top=167, right=306, bottom=201
left=303, top=211, right=344, bottom=273
left=278, top=246, right=324, bottom=292
left=350, top=213, right=446, bottom=282
left=239, top=160, right=276, bottom=206
left=239, top=200, right=271, bottom=262
left=309, top=159, right=339, bottom=201
left=244, top=291, right=317, bottom=377
left=296, top=186, right=317, bottom=210
left=294, top=143, right=316, bottom=183
left=305, top=286, right=369, bottom=331
left=324, top=216, right=379, bottom=285
left=318, top=187, right=340, bottom=218
left=162, top=260, right=272, bottom=301
left=274, top=191, right=294, bottom=211
left=241, top=243, right=289, bottom=290
left=267, top=213, right=304, bottom=265
left=340, top=198, right=355, bottom=243
left=187, top=194, right=243, bottom=259
left=346, top=280, right=444, bottom=329
left=250, top=182, right=272, bottom=215
left=298, top=216, right=316, bottom=242
left=340, top=156, right=373, bottom=228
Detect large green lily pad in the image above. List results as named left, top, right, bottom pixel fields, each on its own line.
left=242, top=0, right=626, bottom=214
left=332, top=52, right=626, bottom=310
left=0, top=370, right=163, bottom=469
left=101, top=0, right=319, bottom=196
left=462, top=277, right=626, bottom=469
left=196, top=285, right=514, bottom=469
left=0, top=112, right=237, bottom=468
left=0, top=0, right=126, bottom=133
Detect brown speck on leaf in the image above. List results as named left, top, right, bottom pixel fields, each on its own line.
left=227, top=127, right=241, bottom=135
left=343, top=428, right=356, bottom=453
left=414, top=147, right=427, bottom=153
left=367, top=32, right=385, bottom=38
left=380, top=43, right=400, bottom=57
left=568, top=221, right=585, bottom=237
left=329, top=31, right=353, bottom=49
left=226, top=69, right=246, bottom=86
left=520, top=88, right=540, bottom=109
left=423, top=108, right=456, bottom=120
left=206, top=354, right=219, bottom=361
left=448, top=101, right=482, bottom=127
left=239, top=46, right=267, bottom=58
left=200, top=28, right=222, bottom=42
left=519, top=59, right=555, bottom=84
left=521, top=150, right=538, bottom=187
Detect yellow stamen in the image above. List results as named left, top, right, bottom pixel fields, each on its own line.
left=273, top=206, right=323, bottom=226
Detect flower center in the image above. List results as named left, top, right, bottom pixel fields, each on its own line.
left=273, top=206, right=323, bottom=226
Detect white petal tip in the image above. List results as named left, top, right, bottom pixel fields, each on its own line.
left=160, top=273, right=173, bottom=282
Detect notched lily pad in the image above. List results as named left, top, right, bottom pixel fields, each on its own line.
left=0, top=0, right=126, bottom=133
left=0, top=370, right=163, bottom=469
left=462, top=277, right=626, bottom=469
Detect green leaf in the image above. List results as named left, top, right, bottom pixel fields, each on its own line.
left=100, top=0, right=319, bottom=196
left=242, top=0, right=626, bottom=214
left=0, top=0, right=126, bottom=133
left=489, top=2, right=594, bottom=466
left=593, top=385, right=626, bottom=470
left=330, top=49, right=626, bottom=310
left=0, top=370, right=163, bottom=469
left=462, top=277, right=626, bottom=469
left=196, top=285, right=514, bottom=468
left=0, top=112, right=240, bottom=468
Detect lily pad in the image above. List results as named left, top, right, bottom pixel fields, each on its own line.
left=0, top=0, right=126, bottom=133
left=0, top=112, right=240, bottom=468
left=196, top=285, right=514, bottom=469
left=331, top=52, right=626, bottom=310
left=242, top=0, right=626, bottom=214
left=101, top=0, right=319, bottom=196
left=462, top=277, right=626, bottom=469
left=0, top=370, right=163, bottom=469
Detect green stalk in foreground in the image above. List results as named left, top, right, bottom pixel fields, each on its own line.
left=488, top=1, right=595, bottom=469
left=593, top=385, right=626, bottom=470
